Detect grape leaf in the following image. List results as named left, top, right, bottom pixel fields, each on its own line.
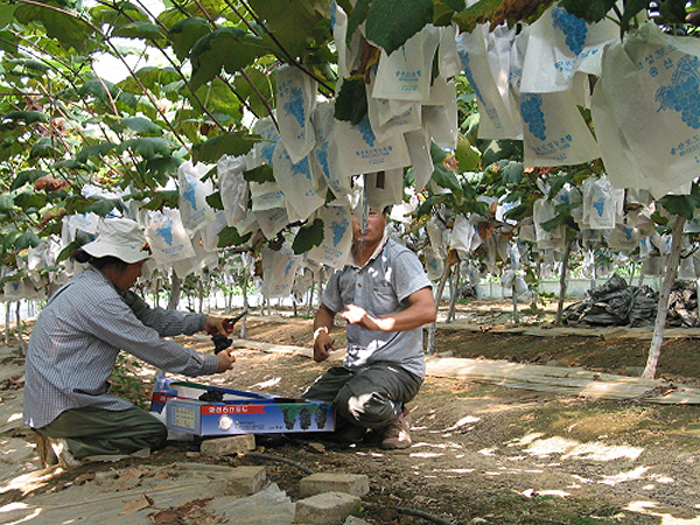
left=366, top=0, right=433, bottom=55
left=292, top=218, right=324, bottom=254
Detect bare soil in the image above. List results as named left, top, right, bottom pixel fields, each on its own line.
left=7, top=300, right=700, bottom=525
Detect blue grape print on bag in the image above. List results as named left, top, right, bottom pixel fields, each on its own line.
left=283, top=87, right=306, bottom=127
left=551, top=7, right=588, bottom=55
left=330, top=218, right=349, bottom=246
left=656, top=55, right=700, bottom=130
left=521, top=94, right=547, bottom=141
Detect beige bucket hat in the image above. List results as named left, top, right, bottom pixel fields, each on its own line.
left=81, top=217, right=151, bottom=263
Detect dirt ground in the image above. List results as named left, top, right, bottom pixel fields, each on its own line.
left=5, top=299, right=700, bottom=525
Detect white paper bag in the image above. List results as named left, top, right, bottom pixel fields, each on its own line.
left=582, top=176, right=624, bottom=230
left=519, top=89, right=600, bottom=167
left=145, top=208, right=196, bottom=265
left=272, top=142, right=325, bottom=221
left=312, top=102, right=353, bottom=201
left=306, top=205, right=353, bottom=269
left=251, top=117, right=280, bottom=168
left=218, top=154, right=248, bottom=226
left=371, top=24, right=440, bottom=102
left=367, top=93, right=421, bottom=143
left=365, top=169, right=404, bottom=212
left=171, top=230, right=218, bottom=279
left=62, top=212, right=100, bottom=246
left=251, top=180, right=285, bottom=212
left=448, top=215, right=480, bottom=254
left=261, top=244, right=301, bottom=299
left=533, top=198, right=565, bottom=250
left=333, top=115, right=411, bottom=176
left=404, top=128, right=434, bottom=193
left=607, top=223, right=639, bottom=254
left=422, top=97, right=458, bottom=150
left=423, top=246, right=444, bottom=281
left=593, top=23, right=700, bottom=198
left=331, top=1, right=362, bottom=79
left=457, top=25, right=521, bottom=140
left=254, top=207, right=289, bottom=239
left=234, top=210, right=260, bottom=237
left=178, top=160, right=216, bottom=234
left=276, top=64, right=317, bottom=163
left=520, top=5, right=618, bottom=93
left=439, top=23, right=462, bottom=79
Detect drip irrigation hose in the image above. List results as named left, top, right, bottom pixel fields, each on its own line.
left=239, top=451, right=457, bottom=525
left=244, top=452, right=315, bottom=476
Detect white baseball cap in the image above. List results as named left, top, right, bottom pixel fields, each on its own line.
left=82, top=217, right=151, bottom=263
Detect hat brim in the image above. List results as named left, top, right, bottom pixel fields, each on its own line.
left=82, top=239, right=151, bottom=264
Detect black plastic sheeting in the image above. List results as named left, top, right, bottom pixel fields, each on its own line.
left=563, top=274, right=700, bottom=328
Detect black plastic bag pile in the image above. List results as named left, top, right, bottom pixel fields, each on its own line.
left=564, top=274, right=700, bottom=328
left=563, top=274, right=658, bottom=327
left=668, top=280, right=700, bottom=327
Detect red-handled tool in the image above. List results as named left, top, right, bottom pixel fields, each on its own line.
left=209, top=310, right=247, bottom=354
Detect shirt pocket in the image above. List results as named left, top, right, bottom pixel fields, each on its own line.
left=370, top=284, right=399, bottom=315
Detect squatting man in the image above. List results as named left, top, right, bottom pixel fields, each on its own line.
left=303, top=206, right=436, bottom=449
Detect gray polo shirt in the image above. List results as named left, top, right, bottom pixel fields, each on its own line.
left=322, top=237, right=432, bottom=378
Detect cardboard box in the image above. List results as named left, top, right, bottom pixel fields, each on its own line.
left=151, top=377, right=334, bottom=436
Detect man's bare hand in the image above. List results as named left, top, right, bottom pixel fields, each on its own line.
left=341, top=304, right=379, bottom=330
left=313, top=330, right=335, bottom=362
left=216, top=348, right=235, bottom=372
left=205, top=315, right=231, bottom=336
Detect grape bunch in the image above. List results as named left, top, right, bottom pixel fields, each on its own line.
left=656, top=56, right=700, bottom=130
left=520, top=94, right=547, bottom=141
left=299, top=407, right=311, bottom=430
left=281, top=407, right=297, bottom=430
left=212, top=334, right=233, bottom=354
left=198, top=387, right=225, bottom=402
left=552, top=7, right=588, bottom=55
left=314, top=406, right=329, bottom=429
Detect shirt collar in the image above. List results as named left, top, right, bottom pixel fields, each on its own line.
left=350, top=229, right=389, bottom=268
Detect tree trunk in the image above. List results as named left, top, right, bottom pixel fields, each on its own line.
left=643, top=215, right=686, bottom=379
left=556, top=239, right=573, bottom=325
left=16, top=302, right=25, bottom=354
left=4, top=302, right=10, bottom=345
left=306, top=277, right=316, bottom=317
left=168, top=271, right=181, bottom=310
left=426, top=258, right=452, bottom=354
left=447, top=264, right=460, bottom=323
left=240, top=273, right=249, bottom=338
left=316, top=270, right=324, bottom=308
left=511, top=279, right=519, bottom=325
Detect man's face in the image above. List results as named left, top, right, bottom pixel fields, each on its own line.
left=352, top=210, right=386, bottom=245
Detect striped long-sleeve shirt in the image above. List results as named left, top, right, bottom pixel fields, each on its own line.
left=23, top=267, right=219, bottom=429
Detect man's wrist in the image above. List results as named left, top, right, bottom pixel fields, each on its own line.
left=313, top=326, right=329, bottom=340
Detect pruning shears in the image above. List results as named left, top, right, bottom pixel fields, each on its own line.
left=208, top=310, right=248, bottom=354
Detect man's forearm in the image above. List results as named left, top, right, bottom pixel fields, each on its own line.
left=313, top=304, right=335, bottom=338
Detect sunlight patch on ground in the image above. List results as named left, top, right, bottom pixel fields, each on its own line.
left=478, top=447, right=497, bottom=456
left=410, top=452, right=444, bottom=458
left=0, top=502, right=42, bottom=525
left=599, top=466, right=649, bottom=486
left=412, top=441, right=464, bottom=450
left=432, top=468, right=476, bottom=474
left=443, top=415, right=481, bottom=432
left=522, top=488, right=569, bottom=498
left=250, top=377, right=281, bottom=389
left=627, top=501, right=700, bottom=524
left=506, top=432, right=544, bottom=447
left=511, top=435, right=644, bottom=462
